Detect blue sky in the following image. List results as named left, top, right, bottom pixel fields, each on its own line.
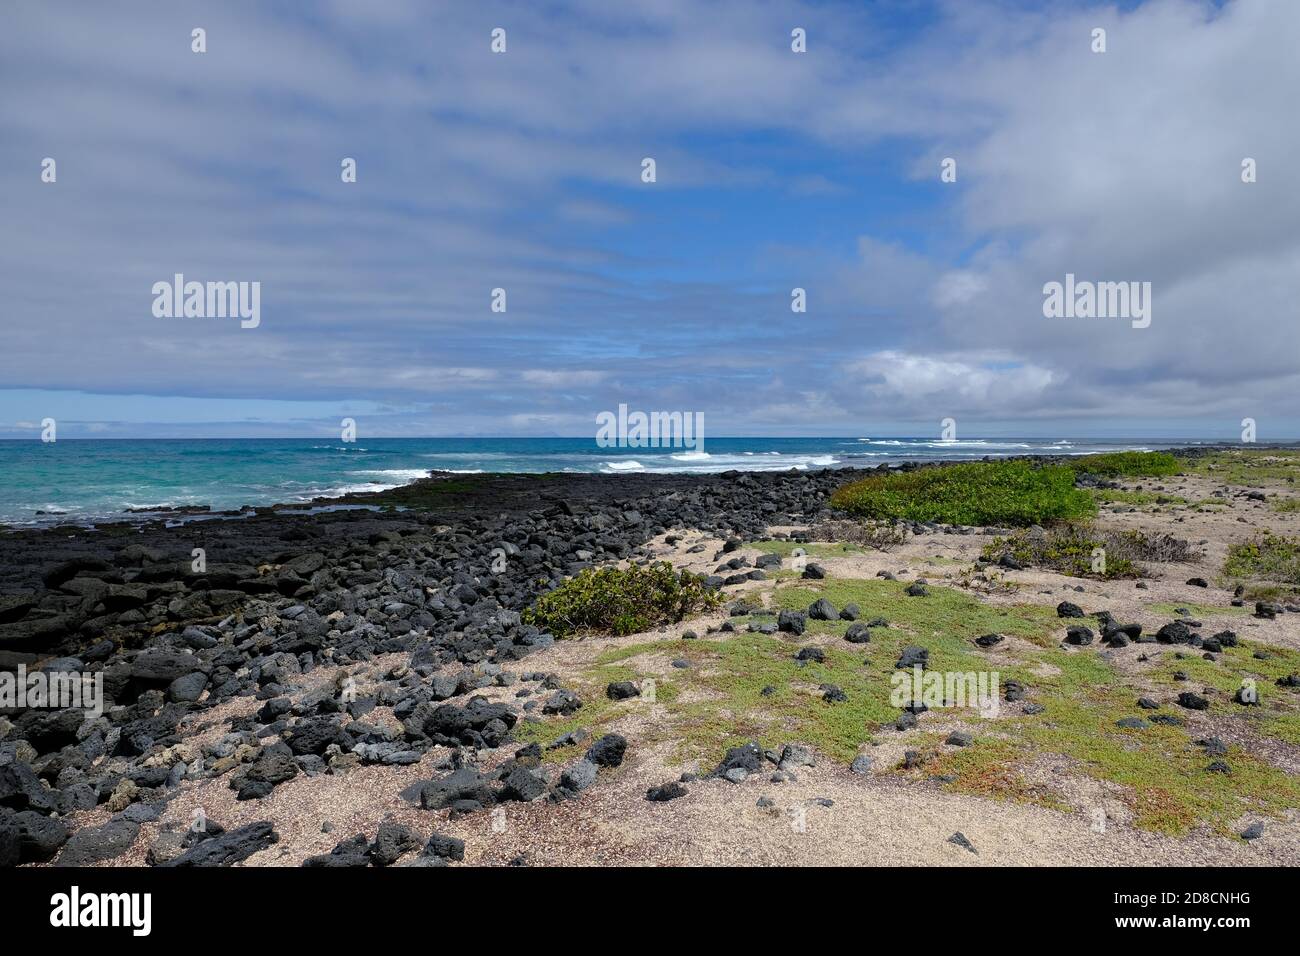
left=1, top=0, right=1296, bottom=439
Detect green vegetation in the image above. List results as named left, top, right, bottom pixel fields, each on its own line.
left=1224, top=533, right=1300, bottom=587
left=925, top=645, right=1300, bottom=834
left=521, top=561, right=722, bottom=637
left=983, top=525, right=1137, bottom=578
left=831, top=461, right=1095, bottom=527
left=1068, top=451, right=1180, bottom=477
left=746, top=539, right=865, bottom=558
left=981, top=525, right=1197, bottom=579
left=1181, top=449, right=1300, bottom=487
left=518, top=574, right=1300, bottom=835
left=1272, top=498, right=1300, bottom=513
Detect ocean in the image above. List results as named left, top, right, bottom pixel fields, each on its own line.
left=0, top=436, right=1185, bottom=528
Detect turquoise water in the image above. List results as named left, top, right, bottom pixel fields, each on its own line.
left=0, top=436, right=1178, bottom=527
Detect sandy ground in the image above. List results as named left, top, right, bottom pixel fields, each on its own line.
left=57, top=471, right=1300, bottom=867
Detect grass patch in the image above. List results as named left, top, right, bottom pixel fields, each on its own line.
left=831, top=461, right=1095, bottom=527
left=1272, top=498, right=1300, bottom=513
left=1224, top=533, right=1300, bottom=587
left=1182, top=449, right=1300, bottom=487
left=746, top=539, right=865, bottom=558
left=518, top=575, right=1300, bottom=836
left=521, top=562, right=722, bottom=637
left=928, top=647, right=1300, bottom=833
left=1069, top=451, right=1181, bottom=477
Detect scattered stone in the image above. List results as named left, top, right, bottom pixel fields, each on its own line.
left=646, top=782, right=687, bottom=802
left=947, top=831, right=977, bottom=854
left=55, top=817, right=140, bottom=867
left=844, top=622, right=874, bottom=644
left=1065, top=625, right=1094, bottom=646
left=778, top=609, right=807, bottom=635
left=606, top=681, right=640, bottom=700
left=159, top=821, right=278, bottom=867
left=584, top=733, right=628, bottom=768
left=808, top=598, right=837, bottom=621
left=777, top=744, right=814, bottom=770
left=821, top=684, right=847, bottom=703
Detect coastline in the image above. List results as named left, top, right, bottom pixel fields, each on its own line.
left=3, top=447, right=1299, bottom=867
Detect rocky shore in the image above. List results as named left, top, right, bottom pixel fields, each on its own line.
left=0, top=467, right=866, bottom=866
left=4, top=451, right=1298, bottom=868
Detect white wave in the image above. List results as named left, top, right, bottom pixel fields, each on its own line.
left=346, top=469, right=430, bottom=481
left=601, top=453, right=840, bottom=474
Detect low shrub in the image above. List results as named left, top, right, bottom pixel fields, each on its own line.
left=1224, top=533, right=1300, bottom=587
left=830, top=461, right=1094, bottom=527
left=522, top=561, right=722, bottom=638
left=1068, top=451, right=1180, bottom=477
left=982, top=525, right=1200, bottom=579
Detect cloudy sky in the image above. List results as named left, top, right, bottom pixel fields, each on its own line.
left=1, top=0, right=1295, bottom=439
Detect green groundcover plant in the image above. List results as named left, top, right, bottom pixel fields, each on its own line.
left=831, top=460, right=1095, bottom=527
left=1067, top=451, right=1180, bottom=477
left=522, top=561, right=722, bottom=637
left=1224, top=533, right=1300, bottom=587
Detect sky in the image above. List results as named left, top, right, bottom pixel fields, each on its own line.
left=1, top=0, right=1295, bottom=440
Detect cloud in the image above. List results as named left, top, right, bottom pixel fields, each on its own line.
left=0, top=0, right=1295, bottom=436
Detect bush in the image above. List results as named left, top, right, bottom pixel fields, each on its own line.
left=1224, top=533, right=1300, bottom=586
left=830, top=461, right=1095, bottom=527
left=982, top=525, right=1199, bottom=579
left=1068, top=451, right=1180, bottom=477
left=522, top=562, right=722, bottom=638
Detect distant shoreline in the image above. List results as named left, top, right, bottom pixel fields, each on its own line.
left=4, top=441, right=1297, bottom=535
